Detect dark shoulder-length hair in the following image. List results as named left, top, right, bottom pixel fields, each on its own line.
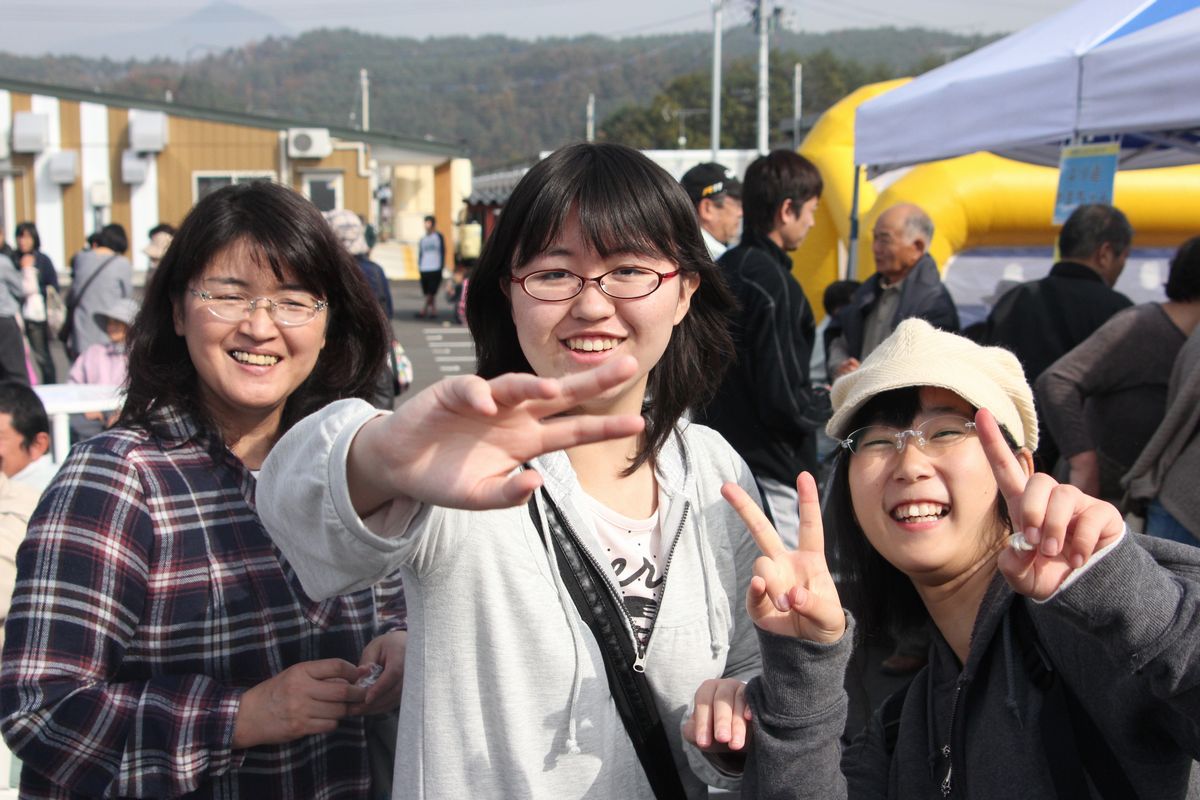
left=120, top=181, right=390, bottom=438
left=466, top=142, right=736, bottom=473
left=826, top=386, right=1019, bottom=642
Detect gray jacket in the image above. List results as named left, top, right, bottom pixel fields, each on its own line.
left=745, top=533, right=1200, bottom=799
left=256, top=399, right=763, bottom=798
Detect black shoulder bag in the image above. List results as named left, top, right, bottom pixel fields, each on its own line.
left=59, top=254, right=119, bottom=348
left=527, top=487, right=688, bottom=799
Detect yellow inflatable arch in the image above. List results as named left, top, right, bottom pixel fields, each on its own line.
left=791, top=79, right=1200, bottom=320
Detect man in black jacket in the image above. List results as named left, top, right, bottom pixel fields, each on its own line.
left=984, top=203, right=1134, bottom=471
left=697, top=150, right=825, bottom=547
left=826, top=203, right=959, bottom=379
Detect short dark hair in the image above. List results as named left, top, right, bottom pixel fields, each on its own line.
left=827, top=387, right=1018, bottom=641
left=1058, top=204, right=1132, bottom=261
left=741, top=150, right=824, bottom=236
left=148, top=223, right=177, bottom=238
left=1165, top=236, right=1200, bottom=302
left=424, top=215, right=436, bottom=225
left=14, top=221, right=40, bottom=252
left=97, top=223, right=128, bottom=254
left=85, top=232, right=102, bottom=248
left=0, top=381, right=50, bottom=450
left=822, top=279, right=860, bottom=317
left=120, top=181, right=390, bottom=439
left=466, top=142, right=736, bottom=475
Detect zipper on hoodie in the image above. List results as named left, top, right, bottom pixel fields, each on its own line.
left=557, top=498, right=691, bottom=674
left=635, top=502, right=690, bottom=673
left=940, top=681, right=965, bottom=796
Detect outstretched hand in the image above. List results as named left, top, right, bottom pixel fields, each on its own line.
left=722, top=473, right=845, bottom=643
left=977, top=409, right=1125, bottom=601
left=349, top=356, right=646, bottom=514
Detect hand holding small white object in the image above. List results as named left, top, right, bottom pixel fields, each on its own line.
left=978, top=408, right=1125, bottom=600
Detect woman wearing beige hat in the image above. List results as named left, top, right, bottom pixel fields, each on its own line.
left=713, top=318, right=1200, bottom=798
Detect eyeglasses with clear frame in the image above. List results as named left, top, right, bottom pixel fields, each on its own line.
left=839, top=415, right=978, bottom=459
left=510, top=266, right=680, bottom=302
left=189, top=284, right=329, bottom=327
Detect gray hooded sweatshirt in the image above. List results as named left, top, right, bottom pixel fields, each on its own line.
left=257, top=398, right=763, bottom=798
left=744, top=533, right=1200, bottom=799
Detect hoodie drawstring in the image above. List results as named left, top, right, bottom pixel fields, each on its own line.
left=693, top=508, right=727, bottom=658
left=534, top=489, right=586, bottom=755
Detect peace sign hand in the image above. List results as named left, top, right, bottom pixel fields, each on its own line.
left=977, top=408, right=1125, bottom=601
left=722, top=473, right=845, bottom=643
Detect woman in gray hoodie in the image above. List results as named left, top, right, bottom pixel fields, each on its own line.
left=724, top=318, right=1200, bottom=799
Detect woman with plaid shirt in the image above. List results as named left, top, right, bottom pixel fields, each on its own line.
left=0, top=182, right=405, bottom=799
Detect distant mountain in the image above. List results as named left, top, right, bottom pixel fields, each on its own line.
left=0, top=25, right=992, bottom=168
left=59, top=2, right=290, bottom=61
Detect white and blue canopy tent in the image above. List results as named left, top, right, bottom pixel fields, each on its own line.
left=854, top=0, right=1200, bottom=174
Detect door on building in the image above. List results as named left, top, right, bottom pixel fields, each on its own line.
left=301, top=172, right=343, bottom=212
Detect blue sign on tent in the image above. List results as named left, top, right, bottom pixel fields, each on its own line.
left=1053, top=142, right=1120, bottom=224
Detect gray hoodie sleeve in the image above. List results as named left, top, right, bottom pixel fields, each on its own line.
left=1038, top=533, right=1200, bottom=753
left=744, top=619, right=856, bottom=800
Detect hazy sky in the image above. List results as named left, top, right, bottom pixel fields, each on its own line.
left=8, top=0, right=1080, bottom=58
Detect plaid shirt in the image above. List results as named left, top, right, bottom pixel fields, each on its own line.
left=0, top=406, right=406, bottom=799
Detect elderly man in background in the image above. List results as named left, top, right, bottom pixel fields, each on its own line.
left=680, top=162, right=743, bottom=261
left=827, top=203, right=959, bottom=379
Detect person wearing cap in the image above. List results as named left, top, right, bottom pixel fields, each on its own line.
left=67, top=296, right=138, bottom=441
left=697, top=150, right=825, bottom=548
left=705, top=318, right=1200, bottom=799
left=826, top=203, right=959, bottom=380
left=680, top=162, right=743, bottom=261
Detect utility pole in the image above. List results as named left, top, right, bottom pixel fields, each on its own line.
left=360, top=68, right=370, bottom=132
left=756, top=0, right=769, bottom=154
left=710, top=0, right=723, bottom=162
left=586, top=93, right=596, bottom=142
left=792, top=62, right=803, bottom=149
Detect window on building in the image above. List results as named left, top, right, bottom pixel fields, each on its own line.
left=301, top=172, right=344, bottom=212
left=193, top=172, right=276, bottom=203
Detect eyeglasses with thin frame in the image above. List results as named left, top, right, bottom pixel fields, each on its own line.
left=510, top=266, right=680, bottom=302
left=190, top=285, right=328, bottom=327
left=839, top=415, right=978, bottom=458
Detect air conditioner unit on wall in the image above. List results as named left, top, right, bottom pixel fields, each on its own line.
left=12, top=112, right=49, bottom=154
left=287, top=128, right=333, bottom=159
left=129, top=111, right=168, bottom=153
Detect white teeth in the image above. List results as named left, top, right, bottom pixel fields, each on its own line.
left=566, top=337, right=620, bottom=352
left=232, top=351, right=280, bottom=366
left=892, top=502, right=948, bottom=522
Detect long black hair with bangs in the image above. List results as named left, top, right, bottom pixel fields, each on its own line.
left=467, top=142, right=736, bottom=473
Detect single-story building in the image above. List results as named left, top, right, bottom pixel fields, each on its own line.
left=0, top=76, right=471, bottom=278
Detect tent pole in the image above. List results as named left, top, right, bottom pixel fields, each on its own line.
left=846, top=163, right=862, bottom=281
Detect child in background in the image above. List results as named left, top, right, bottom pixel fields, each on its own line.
left=68, top=297, right=137, bottom=441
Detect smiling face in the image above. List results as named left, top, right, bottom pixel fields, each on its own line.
left=508, top=213, right=699, bottom=416
left=847, top=387, right=1011, bottom=585
left=871, top=206, right=925, bottom=284
left=172, top=239, right=328, bottom=435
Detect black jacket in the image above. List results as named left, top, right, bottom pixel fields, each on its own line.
left=983, top=261, right=1132, bottom=384
left=826, top=254, right=959, bottom=361
left=697, top=231, right=825, bottom=484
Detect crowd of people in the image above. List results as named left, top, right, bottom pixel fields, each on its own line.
left=0, top=142, right=1194, bottom=799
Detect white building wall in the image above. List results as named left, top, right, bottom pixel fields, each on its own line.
left=126, top=109, right=159, bottom=276
left=79, top=103, right=111, bottom=239
left=31, top=94, right=65, bottom=272
left=0, top=91, right=14, bottom=240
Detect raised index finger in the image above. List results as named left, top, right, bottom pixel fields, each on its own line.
left=975, top=408, right=1029, bottom=507
left=795, top=472, right=826, bottom=556
left=722, top=482, right=788, bottom=560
